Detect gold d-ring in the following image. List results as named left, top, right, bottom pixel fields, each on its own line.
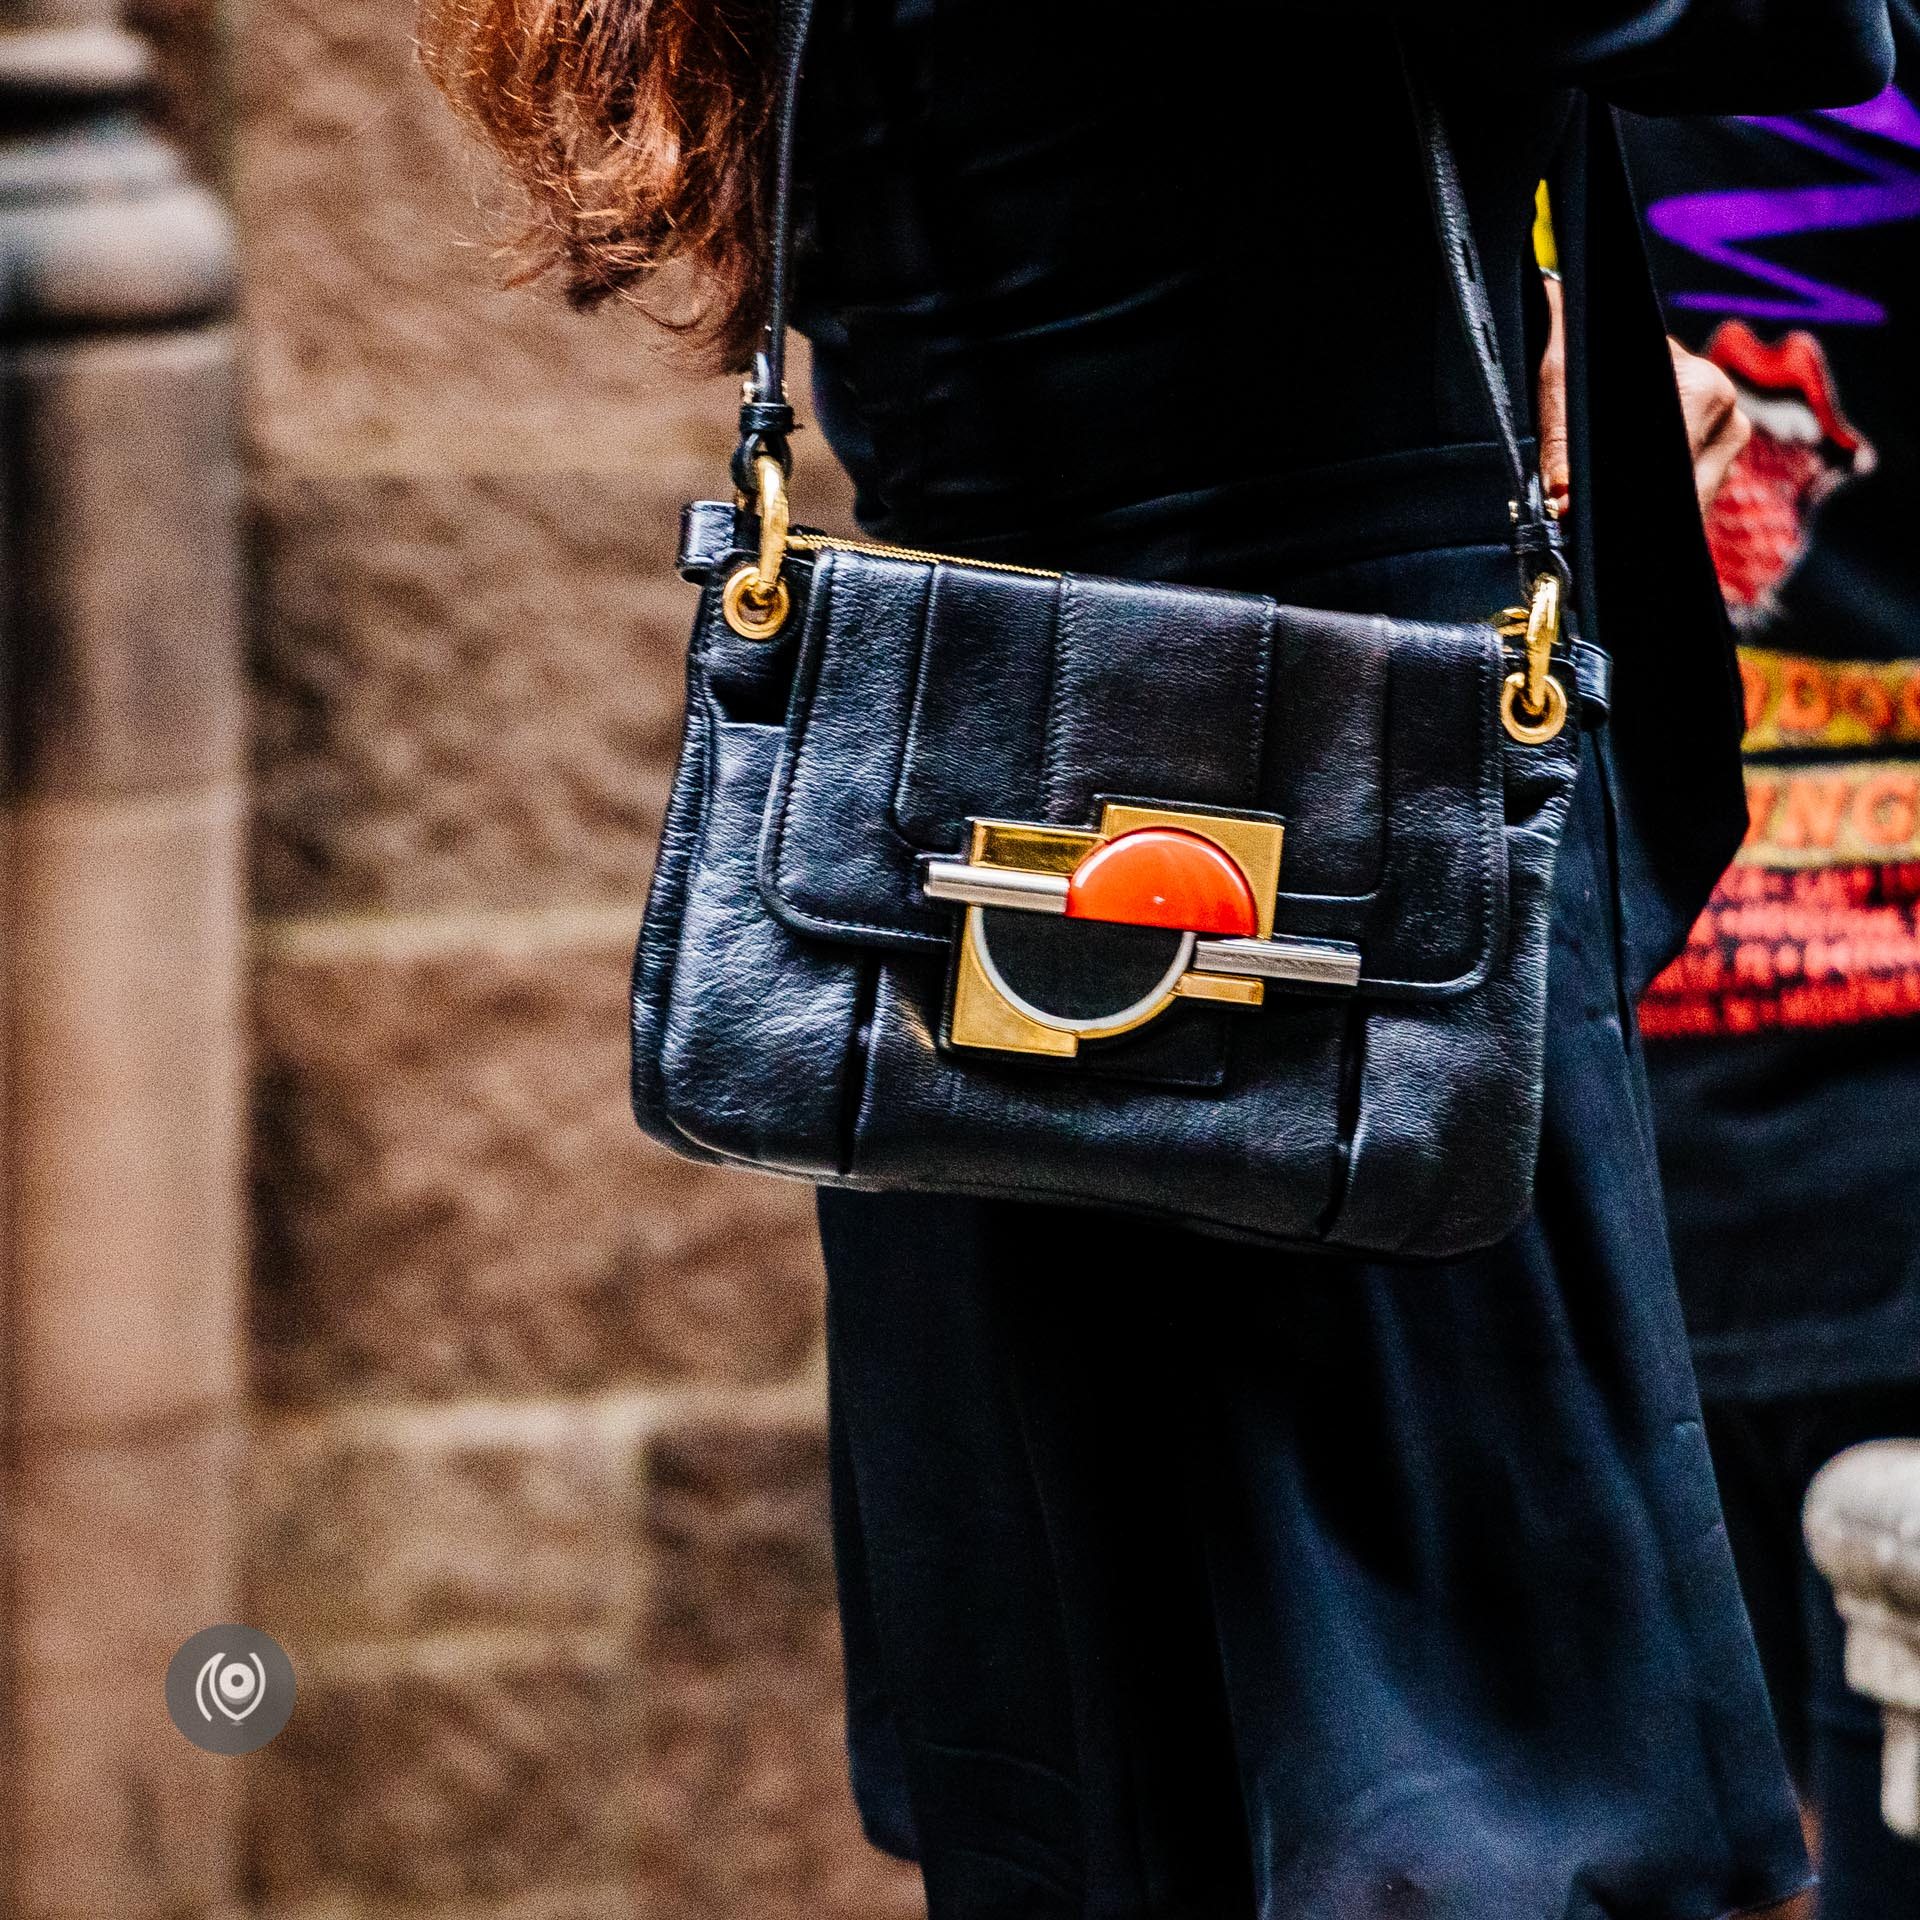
left=721, top=454, right=793, bottom=640
left=722, top=563, right=791, bottom=640
left=1501, top=669, right=1568, bottom=745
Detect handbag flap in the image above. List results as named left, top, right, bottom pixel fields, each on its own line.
left=756, top=547, right=1508, bottom=997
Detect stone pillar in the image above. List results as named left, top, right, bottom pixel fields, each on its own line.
left=1805, top=1440, right=1920, bottom=1839
left=0, top=6, right=245, bottom=1916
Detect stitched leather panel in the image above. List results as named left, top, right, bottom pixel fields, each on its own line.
left=763, top=551, right=940, bottom=947
left=1262, top=616, right=1506, bottom=995
left=892, top=564, right=1061, bottom=847
left=1258, top=605, right=1391, bottom=898
left=1040, top=574, right=1276, bottom=824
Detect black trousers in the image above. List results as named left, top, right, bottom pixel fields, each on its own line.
left=816, top=538, right=1810, bottom=1920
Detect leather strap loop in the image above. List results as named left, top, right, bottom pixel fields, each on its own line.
left=732, top=397, right=798, bottom=492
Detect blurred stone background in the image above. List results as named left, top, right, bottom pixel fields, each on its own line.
left=4, top=1, right=918, bottom=1916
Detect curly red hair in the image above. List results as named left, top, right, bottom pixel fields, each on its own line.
left=417, top=0, right=778, bottom=365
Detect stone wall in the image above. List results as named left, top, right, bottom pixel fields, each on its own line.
left=220, top=2, right=913, bottom=1915
left=3, top=8, right=246, bottom=1916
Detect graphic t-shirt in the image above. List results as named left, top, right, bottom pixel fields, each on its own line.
left=1626, top=70, right=1920, bottom=1398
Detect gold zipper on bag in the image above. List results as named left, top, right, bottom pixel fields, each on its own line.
left=786, top=531, right=1062, bottom=580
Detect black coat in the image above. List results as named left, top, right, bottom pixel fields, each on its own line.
left=788, top=4, right=1895, bottom=1915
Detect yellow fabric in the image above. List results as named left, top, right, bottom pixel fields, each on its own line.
left=1533, top=180, right=1559, bottom=276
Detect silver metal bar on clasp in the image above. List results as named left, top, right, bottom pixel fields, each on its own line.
left=1191, top=935, right=1362, bottom=989
left=923, top=862, right=1070, bottom=913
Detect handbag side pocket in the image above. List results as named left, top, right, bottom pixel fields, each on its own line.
left=631, top=641, right=727, bottom=1162
left=656, top=712, right=868, bottom=1176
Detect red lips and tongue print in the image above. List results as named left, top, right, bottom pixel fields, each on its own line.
left=1702, top=320, right=1875, bottom=621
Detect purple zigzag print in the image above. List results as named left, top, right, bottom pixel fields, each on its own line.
left=1647, top=84, right=1920, bottom=327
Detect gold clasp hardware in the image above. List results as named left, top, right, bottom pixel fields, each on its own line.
left=1497, top=572, right=1568, bottom=745
left=721, top=453, right=793, bottom=640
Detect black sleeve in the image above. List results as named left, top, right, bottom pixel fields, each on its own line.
left=1399, top=1, right=1895, bottom=111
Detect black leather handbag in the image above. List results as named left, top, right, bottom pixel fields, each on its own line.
left=631, top=3, right=1604, bottom=1259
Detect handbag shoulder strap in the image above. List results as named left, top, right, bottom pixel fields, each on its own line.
left=732, top=0, right=818, bottom=492
left=734, top=0, right=1566, bottom=595
left=1401, top=57, right=1568, bottom=593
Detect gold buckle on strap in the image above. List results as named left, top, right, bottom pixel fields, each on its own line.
left=1496, top=572, right=1567, bottom=745
left=722, top=453, right=793, bottom=640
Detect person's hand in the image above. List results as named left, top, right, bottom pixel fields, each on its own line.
left=1669, top=337, right=1751, bottom=509
left=1535, top=274, right=1753, bottom=514
left=1538, top=274, right=1571, bottom=518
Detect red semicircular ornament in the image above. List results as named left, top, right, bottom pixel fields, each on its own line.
left=1064, top=827, right=1258, bottom=936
